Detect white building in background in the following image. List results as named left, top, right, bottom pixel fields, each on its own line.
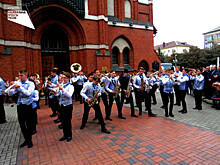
left=203, top=26, right=220, bottom=48
left=154, top=41, right=195, bottom=56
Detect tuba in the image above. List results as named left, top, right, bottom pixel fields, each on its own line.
left=70, top=63, right=82, bottom=73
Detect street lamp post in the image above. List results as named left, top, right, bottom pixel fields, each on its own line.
left=173, top=54, right=178, bottom=68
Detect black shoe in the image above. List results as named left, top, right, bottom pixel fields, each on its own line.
left=198, top=108, right=202, bottom=110
left=174, top=103, right=180, bottom=106
left=169, top=113, right=174, bottom=117
left=119, top=116, right=126, bottom=119
left=20, top=141, right=27, bottom=148
left=152, top=102, right=157, bottom=105
left=105, top=117, right=113, bottom=121
left=124, top=101, right=130, bottom=104
left=58, top=124, right=63, bottom=129
left=193, top=107, right=198, bottom=110
left=0, top=120, right=6, bottom=124
left=32, top=131, right=37, bottom=135
left=80, top=125, right=85, bottom=130
left=131, top=114, right=138, bottom=117
left=135, top=105, right=138, bottom=107
left=139, top=113, right=142, bottom=116
left=59, top=137, right=66, bottom=141
left=160, top=105, right=165, bottom=109
left=93, top=117, right=98, bottom=121
left=66, top=137, right=72, bottom=142
left=181, top=110, right=187, bottom=114
left=28, top=141, right=33, bottom=148
left=165, top=114, right=169, bottom=117
left=11, top=105, right=14, bottom=107
left=148, top=113, right=157, bottom=117
left=101, top=129, right=111, bottom=134
left=145, top=109, right=148, bottom=111
left=178, top=109, right=184, bottom=113
left=54, top=118, right=61, bottom=123
left=50, top=114, right=56, bottom=117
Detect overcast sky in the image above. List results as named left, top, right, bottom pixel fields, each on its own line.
left=139, top=0, right=220, bottom=48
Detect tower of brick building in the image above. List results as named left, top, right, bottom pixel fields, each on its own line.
left=0, top=0, right=160, bottom=80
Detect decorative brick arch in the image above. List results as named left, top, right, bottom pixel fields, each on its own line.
left=110, top=36, right=133, bottom=69
left=23, top=5, right=86, bottom=77
left=138, top=60, right=149, bottom=72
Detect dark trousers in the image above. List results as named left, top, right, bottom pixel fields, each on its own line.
left=73, top=84, right=78, bottom=100
left=144, top=91, right=152, bottom=114
left=194, top=89, right=203, bottom=109
left=49, top=96, right=59, bottom=115
left=32, top=107, right=38, bottom=132
left=174, top=85, right=180, bottom=104
left=179, top=90, right=187, bottom=111
left=60, top=104, right=73, bottom=138
left=164, top=93, right=174, bottom=115
left=17, top=104, right=33, bottom=142
left=44, top=91, right=49, bottom=104
left=101, top=93, right=109, bottom=118
left=135, top=90, right=144, bottom=114
left=134, top=88, right=138, bottom=106
left=0, top=95, right=6, bottom=122
left=160, top=86, right=165, bottom=106
left=82, top=102, right=105, bottom=129
left=108, top=93, right=122, bottom=118
left=120, top=91, right=135, bottom=115
left=150, top=85, right=158, bottom=103
left=77, top=85, right=83, bottom=103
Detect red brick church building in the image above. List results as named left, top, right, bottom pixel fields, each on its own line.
left=0, top=0, right=160, bottom=80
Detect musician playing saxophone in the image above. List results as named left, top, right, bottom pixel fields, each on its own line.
left=105, top=71, right=126, bottom=120
left=133, top=67, right=156, bottom=117
left=119, top=69, right=138, bottom=117
left=80, top=75, right=110, bottom=134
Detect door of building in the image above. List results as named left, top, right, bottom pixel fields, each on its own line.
left=41, top=26, right=69, bottom=78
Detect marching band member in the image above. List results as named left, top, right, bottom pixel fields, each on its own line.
left=173, top=67, right=182, bottom=106
left=80, top=75, right=110, bottom=134
left=120, top=69, right=138, bottom=117
left=8, top=70, right=35, bottom=148
left=105, top=71, right=126, bottom=120
left=159, top=69, right=166, bottom=109
left=0, top=75, right=6, bottom=124
left=190, top=69, right=204, bottom=110
left=29, top=79, right=39, bottom=135
left=48, top=69, right=59, bottom=117
left=76, top=71, right=87, bottom=104
left=177, top=69, right=189, bottom=114
left=133, top=67, right=156, bottom=117
left=149, top=70, right=158, bottom=105
left=55, top=72, right=74, bottom=142
left=162, top=68, right=175, bottom=117
left=70, top=73, right=78, bottom=101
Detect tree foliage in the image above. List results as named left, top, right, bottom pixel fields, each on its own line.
left=166, top=45, right=220, bottom=68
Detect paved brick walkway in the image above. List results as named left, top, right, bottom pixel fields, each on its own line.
left=11, top=99, right=220, bottom=165
left=0, top=104, right=21, bottom=165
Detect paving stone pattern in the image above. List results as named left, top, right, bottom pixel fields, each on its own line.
left=0, top=104, right=21, bottom=165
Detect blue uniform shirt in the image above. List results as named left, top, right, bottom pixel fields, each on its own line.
left=191, top=74, right=204, bottom=90
left=0, top=76, right=5, bottom=96
left=177, top=73, right=189, bottom=90
left=162, top=75, right=175, bottom=93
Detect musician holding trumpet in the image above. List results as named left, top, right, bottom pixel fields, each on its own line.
left=80, top=75, right=110, bottom=134
left=7, top=70, right=35, bottom=148
left=55, top=72, right=74, bottom=142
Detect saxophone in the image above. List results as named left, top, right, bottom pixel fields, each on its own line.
left=114, top=76, right=121, bottom=98
left=88, top=82, right=106, bottom=107
left=126, top=75, right=132, bottom=98
left=88, top=88, right=100, bottom=107
left=141, top=76, right=146, bottom=92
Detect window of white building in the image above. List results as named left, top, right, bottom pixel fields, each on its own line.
left=107, top=0, right=114, bottom=16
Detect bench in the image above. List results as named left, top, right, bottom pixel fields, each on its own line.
left=212, top=97, right=220, bottom=109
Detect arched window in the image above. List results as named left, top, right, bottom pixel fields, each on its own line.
left=112, top=47, right=119, bottom=64
left=107, top=0, right=114, bottom=16
left=123, top=47, right=129, bottom=64
left=125, top=0, right=131, bottom=18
